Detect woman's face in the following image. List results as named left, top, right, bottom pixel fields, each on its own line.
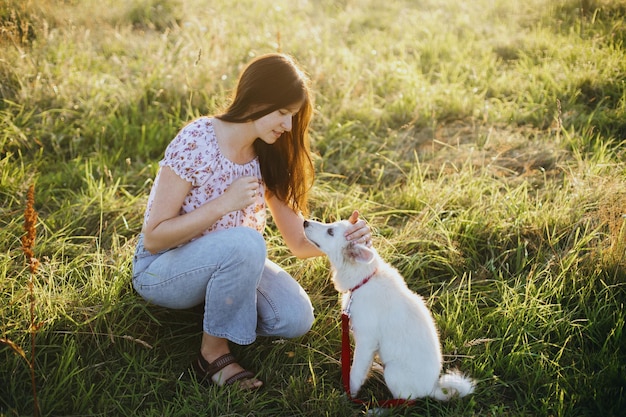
left=253, top=101, right=303, bottom=145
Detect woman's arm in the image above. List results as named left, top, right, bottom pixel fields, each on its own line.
left=266, top=193, right=322, bottom=259
left=267, top=193, right=372, bottom=259
left=142, top=166, right=258, bottom=253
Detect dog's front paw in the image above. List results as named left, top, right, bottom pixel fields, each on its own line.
left=349, top=381, right=362, bottom=397
left=350, top=366, right=368, bottom=397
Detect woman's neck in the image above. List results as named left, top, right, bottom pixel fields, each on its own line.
left=212, top=118, right=257, bottom=164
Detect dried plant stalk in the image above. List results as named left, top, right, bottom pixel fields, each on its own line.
left=21, top=183, right=41, bottom=417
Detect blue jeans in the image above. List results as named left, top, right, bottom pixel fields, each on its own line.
left=132, top=227, right=314, bottom=345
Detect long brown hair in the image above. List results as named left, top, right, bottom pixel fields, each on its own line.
left=217, top=53, right=314, bottom=215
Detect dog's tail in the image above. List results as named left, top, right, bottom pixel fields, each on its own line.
left=431, top=369, right=475, bottom=401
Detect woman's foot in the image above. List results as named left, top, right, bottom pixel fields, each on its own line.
left=195, top=333, right=263, bottom=390
left=193, top=352, right=263, bottom=390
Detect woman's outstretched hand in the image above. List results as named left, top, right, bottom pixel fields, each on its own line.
left=345, top=210, right=372, bottom=247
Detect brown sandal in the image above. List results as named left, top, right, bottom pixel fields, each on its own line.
left=192, top=353, right=260, bottom=388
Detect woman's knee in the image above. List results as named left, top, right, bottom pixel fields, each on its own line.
left=191, top=227, right=266, bottom=273
left=227, top=227, right=267, bottom=262
left=259, top=291, right=315, bottom=339
left=285, top=302, right=315, bottom=338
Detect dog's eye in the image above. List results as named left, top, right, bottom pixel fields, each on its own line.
left=327, top=228, right=334, bottom=236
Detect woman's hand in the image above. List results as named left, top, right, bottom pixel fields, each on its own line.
left=222, top=176, right=260, bottom=212
left=345, top=210, right=373, bottom=247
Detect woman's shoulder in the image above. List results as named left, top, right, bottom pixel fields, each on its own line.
left=160, top=116, right=220, bottom=177
left=179, top=116, right=214, bottom=140
left=167, top=117, right=217, bottom=152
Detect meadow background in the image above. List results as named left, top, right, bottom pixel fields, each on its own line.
left=1, top=0, right=625, bottom=416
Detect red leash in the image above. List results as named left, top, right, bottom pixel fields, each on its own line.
left=341, top=312, right=416, bottom=407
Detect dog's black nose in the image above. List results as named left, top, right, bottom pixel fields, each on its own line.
left=303, top=220, right=309, bottom=228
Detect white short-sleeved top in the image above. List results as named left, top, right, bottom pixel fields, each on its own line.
left=143, top=117, right=266, bottom=235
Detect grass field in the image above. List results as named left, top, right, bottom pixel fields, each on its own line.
left=1, top=0, right=625, bottom=416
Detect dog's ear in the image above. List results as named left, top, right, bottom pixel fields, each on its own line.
left=345, top=242, right=375, bottom=264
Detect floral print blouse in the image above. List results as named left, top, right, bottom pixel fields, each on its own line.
left=143, top=117, right=266, bottom=235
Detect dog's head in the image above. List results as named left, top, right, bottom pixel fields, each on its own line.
left=303, top=219, right=376, bottom=277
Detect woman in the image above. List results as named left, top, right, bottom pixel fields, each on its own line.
left=132, top=53, right=372, bottom=390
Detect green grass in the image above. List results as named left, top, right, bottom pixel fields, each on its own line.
left=1, top=0, right=625, bottom=415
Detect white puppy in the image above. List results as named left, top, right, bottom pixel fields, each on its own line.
left=303, top=218, right=475, bottom=400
